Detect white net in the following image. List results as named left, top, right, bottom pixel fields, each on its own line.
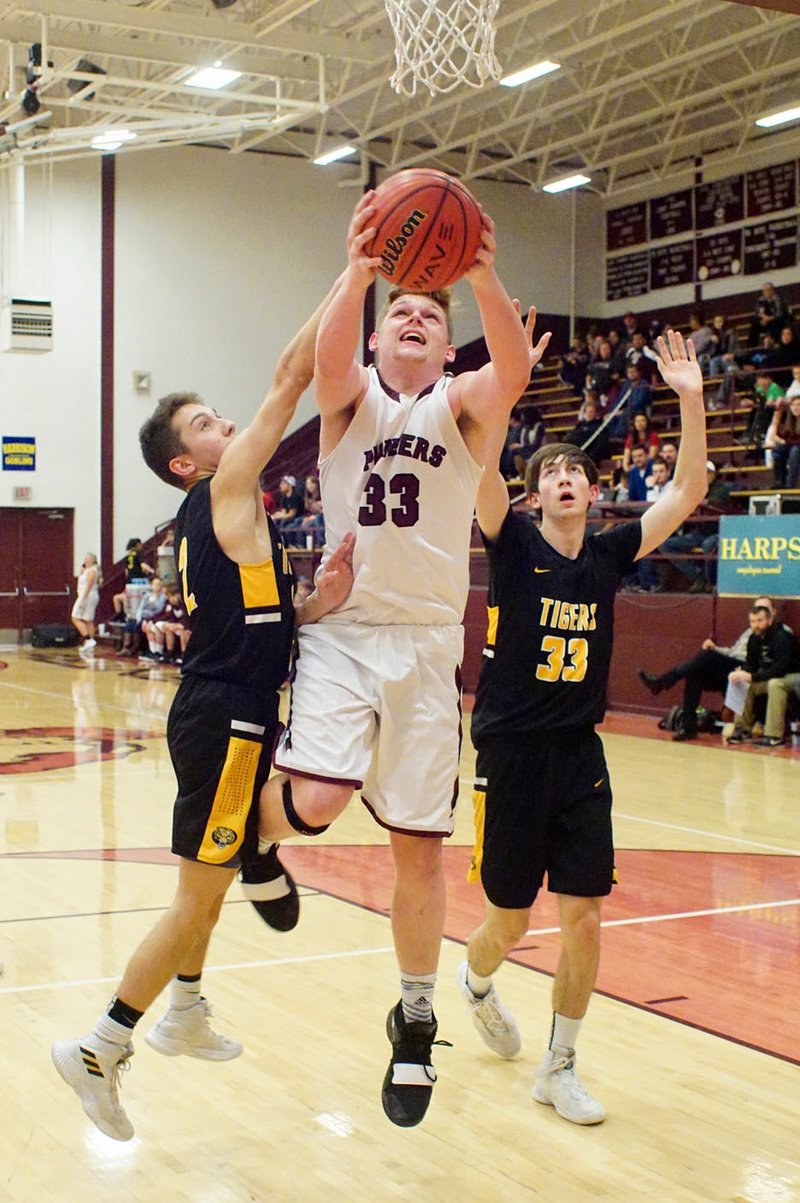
left=385, top=0, right=501, bottom=97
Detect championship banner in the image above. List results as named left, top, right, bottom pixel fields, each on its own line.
left=717, top=515, right=800, bottom=597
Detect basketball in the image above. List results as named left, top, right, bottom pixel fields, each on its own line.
left=367, top=168, right=484, bottom=291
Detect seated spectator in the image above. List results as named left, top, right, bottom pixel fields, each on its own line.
left=283, top=475, right=326, bottom=547
left=112, top=537, right=154, bottom=616
left=558, top=338, right=589, bottom=397
left=748, top=281, right=790, bottom=346
left=509, top=405, right=546, bottom=478
left=156, top=528, right=176, bottom=587
left=619, top=311, right=640, bottom=347
left=659, top=461, right=730, bottom=592
left=766, top=393, right=800, bottom=488
left=637, top=596, right=778, bottom=740
left=707, top=314, right=741, bottom=377
left=609, top=362, right=653, bottom=438
left=153, top=587, right=190, bottom=664
left=563, top=397, right=608, bottom=464
left=585, top=339, right=618, bottom=405
left=739, top=332, right=779, bottom=372
left=608, top=465, right=629, bottom=503
left=727, top=603, right=800, bottom=748
left=271, top=474, right=305, bottom=532
left=627, top=444, right=653, bottom=501
left=785, top=364, right=800, bottom=403
left=71, top=552, right=101, bottom=653
left=771, top=325, right=800, bottom=388
left=622, top=412, right=660, bottom=471
left=500, top=409, right=523, bottom=478
left=606, top=328, right=627, bottom=374
left=259, top=469, right=277, bottom=514
left=742, top=370, right=784, bottom=448
left=646, top=456, right=672, bottom=502
left=687, top=312, right=715, bottom=375
left=119, top=576, right=167, bottom=657
left=660, top=440, right=678, bottom=478
left=624, top=331, right=658, bottom=382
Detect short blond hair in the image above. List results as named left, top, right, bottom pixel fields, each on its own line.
left=377, top=286, right=453, bottom=341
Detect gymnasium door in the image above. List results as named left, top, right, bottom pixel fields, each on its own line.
left=0, top=508, right=74, bottom=641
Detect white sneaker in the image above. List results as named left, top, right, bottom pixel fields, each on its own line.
left=83, top=638, right=96, bottom=650
left=51, top=1035, right=134, bottom=1141
left=145, top=999, right=243, bottom=1061
left=532, top=1046, right=605, bottom=1125
left=455, top=961, right=521, bottom=1059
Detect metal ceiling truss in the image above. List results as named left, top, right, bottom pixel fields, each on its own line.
left=0, top=0, right=797, bottom=196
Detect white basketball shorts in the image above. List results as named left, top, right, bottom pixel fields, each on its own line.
left=274, top=622, right=464, bottom=836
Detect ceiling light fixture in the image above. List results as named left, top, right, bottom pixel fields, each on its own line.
left=91, top=128, right=136, bottom=152
left=313, top=144, right=357, bottom=166
left=755, top=105, right=800, bottom=128
left=185, top=62, right=241, bottom=91
left=500, top=60, right=560, bottom=88
left=543, top=173, right=591, bottom=194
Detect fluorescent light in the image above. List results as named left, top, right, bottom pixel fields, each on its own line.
left=314, top=144, right=357, bottom=166
left=543, top=173, right=591, bottom=194
left=756, top=105, right=800, bottom=128
left=185, top=66, right=241, bottom=90
left=500, top=60, right=560, bottom=88
left=92, top=129, right=136, bottom=152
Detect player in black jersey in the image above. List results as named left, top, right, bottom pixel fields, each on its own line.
left=457, top=327, right=707, bottom=1126
left=52, top=281, right=354, bottom=1143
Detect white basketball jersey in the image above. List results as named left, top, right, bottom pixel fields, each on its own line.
left=318, top=366, right=483, bottom=626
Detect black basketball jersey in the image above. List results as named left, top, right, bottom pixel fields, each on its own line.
left=174, top=478, right=295, bottom=691
left=471, top=510, right=642, bottom=742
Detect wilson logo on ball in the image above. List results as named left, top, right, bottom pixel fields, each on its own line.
left=379, top=207, right=428, bottom=278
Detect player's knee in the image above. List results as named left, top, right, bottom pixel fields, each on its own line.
left=282, top=777, right=350, bottom=836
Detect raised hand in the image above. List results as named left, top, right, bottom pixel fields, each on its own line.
left=654, top=329, right=703, bottom=396
left=346, top=192, right=383, bottom=284
left=314, top=531, right=355, bottom=614
left=513, top=299, right=552, bottom=371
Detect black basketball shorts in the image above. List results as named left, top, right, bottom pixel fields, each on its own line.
left=167, top=675, right=279, bottom=868
left=471, top=727, right=615, bottom=910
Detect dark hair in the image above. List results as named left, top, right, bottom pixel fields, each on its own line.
left=651, top=456, right=668, bottom=471
left=525, top=443, right=599, bottom=494
left=750, top=604, right=771, bottom=617
left=139, top=392, right=203, bottom=488
left=378, top=286, right=454, bottom=340
left=126, top=537, right=141, bottom=550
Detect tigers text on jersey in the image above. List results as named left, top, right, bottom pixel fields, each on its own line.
left=174, top=477, right=295, bottom=691
left=318, top=366, right=483, bottom=626
left=471, top=511, right=642, bottom=741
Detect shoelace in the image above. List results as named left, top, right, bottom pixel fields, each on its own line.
left=109, top=1049, right=133, bottom=1101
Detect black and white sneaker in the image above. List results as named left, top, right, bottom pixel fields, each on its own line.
left=381, top=1001, right=449, bottom=1128
left=239, top=844, right=299, bottom=932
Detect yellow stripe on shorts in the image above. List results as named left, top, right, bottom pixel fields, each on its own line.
left=198, top=735, right=260, bottom=864
left=485, top=604, right=499, bottom=649
left=467, top=780, right=486, bottom=885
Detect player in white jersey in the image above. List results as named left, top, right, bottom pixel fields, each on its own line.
left=258, top=189, right=551, bottom=1127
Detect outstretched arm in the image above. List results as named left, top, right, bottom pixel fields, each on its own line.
left=451, top=217, right=549, bottom=429
left=315, top=192, right=382, bottom=421
left=213, top=275, right=343, bottom=503
left=637, top=331, right=707, bottom=559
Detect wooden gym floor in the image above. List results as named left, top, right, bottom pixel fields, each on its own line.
left=0, top=647, right=798, bottom=1203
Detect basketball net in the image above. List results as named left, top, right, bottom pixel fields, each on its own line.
left=384, top=0, right=501, bottom=97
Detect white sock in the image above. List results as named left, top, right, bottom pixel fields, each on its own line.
left=550, top=1012, right=583, bottom=1052
left=400, top=972, right=437, bottom=1024
left=257, top=836, right=274, bottom=856
left=94, top=1014, right=135, bottom=1048
left=149, top=639, right=159, bottom=653
left=466, top=965, right=494, bottom=998
left=170, top=976, right=202, bottom=1010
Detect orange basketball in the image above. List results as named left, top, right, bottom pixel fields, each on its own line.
left=367, top=168, right=484, bottom=291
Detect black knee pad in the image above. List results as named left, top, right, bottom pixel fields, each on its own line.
left=282, top=779, right=330, bottom=837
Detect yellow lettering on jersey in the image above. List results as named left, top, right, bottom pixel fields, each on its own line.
left=535, top=635, right=589, bottom=683
left=589, top=603, right=597, bottom=630
left=485, top=604, right=499, bottom=648
left=239, top=558, right=280, bottom=609
left=178, top=536, right=198, bottom=616
left=540, top=597, right=597, bottom=633
left=539, top=597, right=555, bottom=625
